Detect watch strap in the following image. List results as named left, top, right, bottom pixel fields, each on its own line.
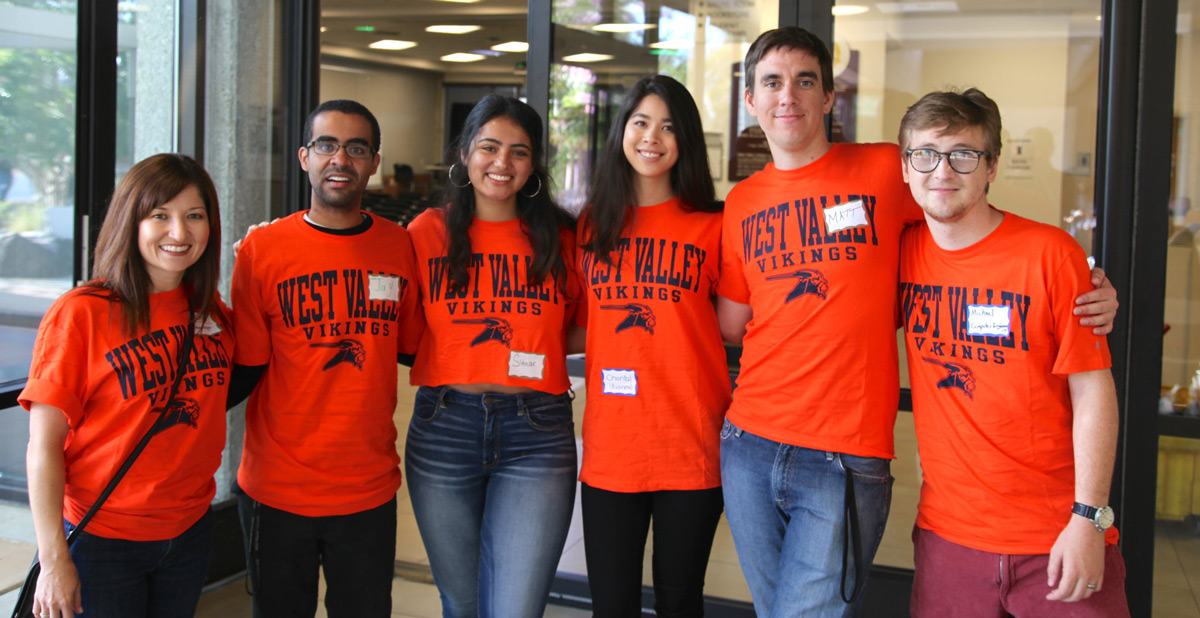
left=1072, top=501, right=1100, bottom=520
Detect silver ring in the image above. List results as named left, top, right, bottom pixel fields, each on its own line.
left=1086, top=583, right=1098, bottom=590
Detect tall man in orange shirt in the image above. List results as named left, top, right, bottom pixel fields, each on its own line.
left=230, top=99, right=423, bottom=617
left=716, top=27, right=1117, bottom=617
left=898, top=88, right=1129, bottom=617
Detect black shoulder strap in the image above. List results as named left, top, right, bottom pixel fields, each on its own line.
left=66, top=309, right=196, bottom=544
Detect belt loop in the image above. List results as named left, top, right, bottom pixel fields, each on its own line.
left=436, top=386, right=450, bottom=408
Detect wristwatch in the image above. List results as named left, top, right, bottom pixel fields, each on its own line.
left=1073, top=502, right=1115, bottom=532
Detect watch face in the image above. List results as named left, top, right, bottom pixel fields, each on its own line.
left=1097, top=506, right=1115, bottom=530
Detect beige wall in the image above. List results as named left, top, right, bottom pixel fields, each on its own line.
left=320, top=65, right=445, bottom=181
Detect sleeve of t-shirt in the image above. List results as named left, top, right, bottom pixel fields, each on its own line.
left=717, top=199, right=750, bottom=303
left=230, top=234, right=273, bottom=366
left=392, top=229, right=426, bottom=356
left=19, top=294, right=92, bottom=424
left=1048, top=239, right=1112, bottom=375
left=883, top=145, right=925, bottom=223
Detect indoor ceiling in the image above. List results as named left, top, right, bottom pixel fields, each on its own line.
left=318, top=0, right=1106, bottom=77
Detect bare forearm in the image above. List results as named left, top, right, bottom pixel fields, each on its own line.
left=27, top=427, right=69, bottom=562
left=1068, top=369, right=1119, bottom=506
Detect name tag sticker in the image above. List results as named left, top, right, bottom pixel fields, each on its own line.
left=824, top=200, right=869, bottom=234
left=508, top=351, right=545, bottom=380
left=967, top=305, right=1011, bottom=337
left=368, top=274, right=401, bottom=301
left=601, top=369, right=638, bottom=396
left=193, top=316, right=222, bottom=336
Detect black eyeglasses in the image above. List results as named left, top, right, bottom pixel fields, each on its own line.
left=305, top=140, right=375, bottom=159
left=905, top=148, right=989, bottom=174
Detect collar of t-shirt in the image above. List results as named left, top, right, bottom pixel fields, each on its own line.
left=302, top=211, right=373, bottom=236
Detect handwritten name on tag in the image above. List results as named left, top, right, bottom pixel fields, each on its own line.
left=824, top=200, right=868, bottom=234
left=508, top=351, right=545, bottom=380
left=967, top=305, right=1011, bottom=337
left=368, top=274, right=401, bottom=301
left=601, top=369, right=638, bottom=396
left=193, top=315, right=222, bottom=336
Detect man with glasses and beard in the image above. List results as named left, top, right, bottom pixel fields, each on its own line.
left=897, top=88, right=1129, bottom=617
left=230, top=99, right=423, bottom=617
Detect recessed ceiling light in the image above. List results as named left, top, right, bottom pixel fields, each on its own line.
left=650, top=39, right=691, bottom=50
left=320, top=26, right=328, bottom=33
left=876, top=2, right=958, bottom=13
left=592, top=23, right=656, bottom=33
left=562, top=53, right=614, bottom=63
left=369, top=39, right=417, bottom=50
left=832, top=5, right=870, bottom=16
left=491, top=41, right=530, bottom=53
left=426, top=25, right=482, bottom=34
left=441, top=52, right=486, bottom=62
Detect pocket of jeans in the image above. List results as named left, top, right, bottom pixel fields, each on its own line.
left=412, top=390, right=444, bottom=424
left=720, top=418, right=739, bottom=440
left=522, top=397, right=573, bottom=431
left=839, top=453, right=893, bottom=484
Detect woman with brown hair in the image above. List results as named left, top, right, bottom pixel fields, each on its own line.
left=21, top=153, right=233, bottom=618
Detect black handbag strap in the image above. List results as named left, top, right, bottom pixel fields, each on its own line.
left=65, top=309, right=195, bottom=544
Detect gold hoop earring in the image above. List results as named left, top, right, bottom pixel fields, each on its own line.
left=520, top=173, right=542, bottom=198
left=449, top=162, right=471, bottom=188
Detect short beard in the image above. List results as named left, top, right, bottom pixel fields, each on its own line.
left=312, top=184, right=362, bottom=210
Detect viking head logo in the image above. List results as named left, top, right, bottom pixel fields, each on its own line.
left=600, top=303, right=656, bottom=334
left=921, top=356, right=976, bottom=400
left=310, top=338, right=367, bottom=370
left=765, top=269, right=829, bottom=301
left=150, top=397, right=201, bottom=435
left=452, top=317, right=514, bottom=347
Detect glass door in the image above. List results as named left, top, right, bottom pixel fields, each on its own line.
left=1154, top=2, right=1200, bottom=616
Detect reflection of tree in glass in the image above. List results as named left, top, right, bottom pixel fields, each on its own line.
left=0, top=47, right=75, bottom=230
left=549, top=64, right=597, bottom=213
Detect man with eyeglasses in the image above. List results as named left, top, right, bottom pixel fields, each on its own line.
left=716, top=27, right=1118, bottom=617
left=897, top=88, right=1129, bottom=617
left=230, top=99, right=424, bottom=617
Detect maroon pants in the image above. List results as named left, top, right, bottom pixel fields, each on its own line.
left=911, top=526, right=1130, bottom=618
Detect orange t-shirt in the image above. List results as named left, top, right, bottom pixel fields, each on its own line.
left=231, top=212, right=424, bottom=517
left=900, top=212, right=1117, bottom=554
left=577, top=198, right=730, bottom=492
left=408, top=208, right=579, bottom=393
left=20, top=286, right=233, bottom=541
left=718, top=143, right=923, bottom=459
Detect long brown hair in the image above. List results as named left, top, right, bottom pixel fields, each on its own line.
left=85, top=153, right=225, bottom=335
left=437, top=95, right=573, bottom=294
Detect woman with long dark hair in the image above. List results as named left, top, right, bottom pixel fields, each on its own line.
left=576, top=74, right=729, bottom=617
left=404, top=95, right=579, bottom=617
left=22, top=153, right=233, bottom=618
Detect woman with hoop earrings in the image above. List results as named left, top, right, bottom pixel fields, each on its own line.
left=404, top=95, right=581, bottom=617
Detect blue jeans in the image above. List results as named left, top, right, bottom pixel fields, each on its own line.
left=65, top=509, right=214, bottom=618
left=405, top=386, right=578, bottom=618
left=720, top=420, right=893, bottom=618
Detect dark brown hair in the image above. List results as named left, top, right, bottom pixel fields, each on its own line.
left=437, top=95, right=573, bottom=293
left=86, top=153, right=225, bottom=335
left=743, top=27, right=834, bottom=95
left=579, top=75, right=718, bottom=265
